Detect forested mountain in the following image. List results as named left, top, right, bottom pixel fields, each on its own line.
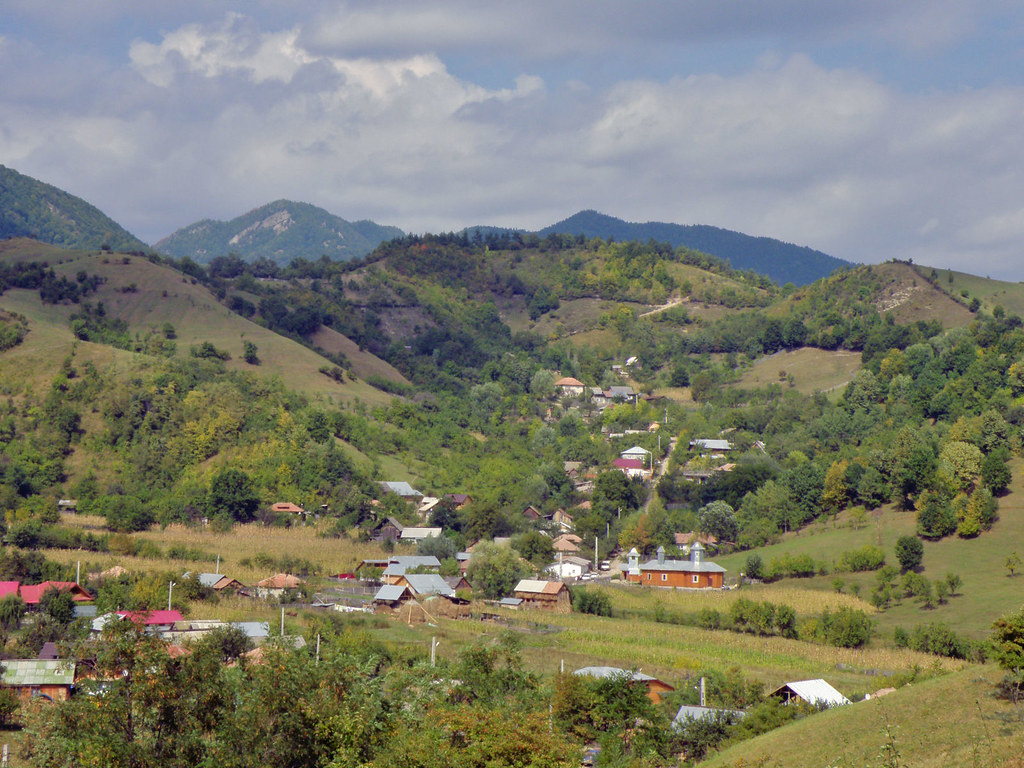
left=155, top=199, right=405, bottom=265
left=0, top=165, right=148, bottom=253
left=539, top=209, right=851, bottom=286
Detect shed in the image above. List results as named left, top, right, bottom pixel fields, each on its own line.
left=769, top=679, right=850, bottom=708
left=573, top=666, right=675, bottom=704
left=2, top=659, right=76, bottom=702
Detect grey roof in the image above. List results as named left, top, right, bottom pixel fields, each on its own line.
left=402, top=574, right=455, bottom=597
left=74, top=604, right=97, bottom=618
left=573, top=666, right=658, bottom=683
left=231, top=621, right=270, bottom=639
left=197, top=572, right=226, bottom=588
left=673, top=705, right=746, bottom=728
left=373, top=584, right=409, bottom=602
left=499, top=597, right=523, bottom=606
left=3, top=659, right=75, bottom=686
left=638, top=558, right=725, bottom=574
left=379, top=481, right=423, bottom=497
left=771, top=679, right=850, bottom=707
left=382, top=556, right=441, bottom=576
left=608, top=386, right=636, bottom=398
left=690, top=438, right=733, bottom=451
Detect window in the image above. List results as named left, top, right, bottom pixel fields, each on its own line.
left=661, top=573, right=667, bottom=582
left=692, top=575, right=699, bottom=584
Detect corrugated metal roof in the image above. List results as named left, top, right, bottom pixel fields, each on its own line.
left=514, top=579, right=566, bottom=595
left=573, top=666, right=658, bottom=683
left=379, top=481, right=422, bottom=497
left=373, top=585, right=408, bottom=602
left=3, top=659, right=75, bottom=686
left=690, top=439, right=733, bottom=451
left=672, top=705, right=746, bottom=727
left=499, top=597, right=523, bottom=606
left=773, top=679, right=850, bottom=707
left=403, top=574, right=455, bottom=597
left=232, top=621, right=270, bottom=639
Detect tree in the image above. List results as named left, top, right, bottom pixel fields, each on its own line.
left=821, top=459, right=849, bottom=515
left=745, top=554, right=764, bottom=581
left=0, top=594, right=26, bottom=630
left=991, top=607, right=1024, bottom=705
left=1007, top=552, right=1023, bottom=578
left=208, top=468, right=260, bottom=523
left=698, top=500, right=738, bottom=544
left=916, top=490, right=956, bottom=539
left=895, top=535, right=924, bottom=573
left=39, top=586, right=75, bottom=625
left=242, top=341, right=259, bottom=365
left=465, top=542, right=530, bottom=599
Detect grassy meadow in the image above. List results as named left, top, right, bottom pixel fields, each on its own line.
left=734, top=348, right=862, bottom=395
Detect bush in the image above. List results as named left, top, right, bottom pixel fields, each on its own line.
left=837, top=545, right=886, bottom=572
left=572, top=588, right=612, bottom=617
left=767, top=553, right=819, bottom=580
left=895, top=535, right=924, bottom=572
left=820, top=607, right=873, bottom=648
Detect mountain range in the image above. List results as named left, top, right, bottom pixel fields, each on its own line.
left=2, top=164, right=850, bottom=285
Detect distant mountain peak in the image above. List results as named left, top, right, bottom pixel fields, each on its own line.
left=539, top=210, right=852, bottom=285
left=156, top=200, right=404, bottom=265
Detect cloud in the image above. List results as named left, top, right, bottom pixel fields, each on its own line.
left=3, top=7, right=1024, bottom=278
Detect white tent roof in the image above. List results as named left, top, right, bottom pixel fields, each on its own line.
left=773, top=679, right=850, bottom=707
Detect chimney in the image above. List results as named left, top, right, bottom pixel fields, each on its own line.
left=657, top=545, right=665, bottom=564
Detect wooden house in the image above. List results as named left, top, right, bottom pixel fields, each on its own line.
left=512, top=579, right=572, bottom=613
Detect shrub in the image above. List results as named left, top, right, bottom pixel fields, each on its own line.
left=895, top=535, right=924, bottom=572
left=572, top=588, right=612, bottom=617
left=837, top=545, right=886, bottom=572
left=820, top=607, right=873, bottom=648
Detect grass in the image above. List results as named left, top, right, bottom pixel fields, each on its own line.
left=701, top=665, right=1024, bottom=768
left=0, top=241, right=396, bottom=407
left=712, top=458, right=1024, bottom=641
left=735, top=348, right=862, bottom=395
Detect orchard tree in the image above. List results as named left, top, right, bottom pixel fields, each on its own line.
left=895, top=535, right=924, bottom=573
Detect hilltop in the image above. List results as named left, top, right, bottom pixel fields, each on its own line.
left=539, top=209, right=852, bottom=286
left=155, top=199, right=404, bottom=265
left=0, top=165, right=148, bottom=253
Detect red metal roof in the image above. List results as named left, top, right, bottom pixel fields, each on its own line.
left=117, top=609, right=185, bottom=625
left=19, top=581, right=93, bottom=605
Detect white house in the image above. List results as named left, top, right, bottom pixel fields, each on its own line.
left=546, top=555, right=592, bottom=580
left=620, top=445, right=652, bottom=463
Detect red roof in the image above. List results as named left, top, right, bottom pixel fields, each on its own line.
left=613, top=458, right=646, bottom=470
left=0, top=582, right=19, bottom=599
left=19, top=581, right=93, bottom=605
left=555, top=377, right=585, bottom=387
left=271, top=502, right=305, bottom=513
left=117, top=609, right=184, bottom=625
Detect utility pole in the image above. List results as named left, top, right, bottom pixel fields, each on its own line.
left=167, top=581, right=175, bottom=611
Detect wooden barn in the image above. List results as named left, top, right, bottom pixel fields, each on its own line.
left=2, top=659, right=76, bottom=702
left=512, top=579, right=572, bottom=613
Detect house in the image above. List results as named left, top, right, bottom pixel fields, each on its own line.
left=188, top=572, right=245, bottom=593
left=546, top=555, right=591, bottom=580
left=512, top=579, right=572, bottom=613
left=271, top=502, right=306, bottom=517
left=554, top=376, right=586, bottom=397
left=769, top=679, right=850, bottom=708
left=417, top=496, right=441, bottom=518
left=606, top=385, right=637, bottom=403
left=37, top=642, right=60, bottom=660
left=522, top=505, right=542, bottom=521
left=443, top=575, right=472, bottom=593
left=105, top=609, right=185, bottom=634
left=443, top=493, right=473, bottom=509
left=382, top=556, right=442, bottom=582
left=619, top=445, right=652, bottom=463
left=613, top=458, right=651, bottom=480
left=2, top=659, right=76, bottom=702
left=550, top=508, right=574, bottom=530
left=393, top=573, right=456, bottom=598
left=57, top=499, right=78, bottom=513
left=370, top=516, right=404, bottom=543
left=253, top=573, right=304, bottom=599
left=563, top=461, right=583, bottom=479
left=673, top=531, right=718, bottom=548
left=19, top=581, right=93, bottom=606
left=689, top=438, right=733, bottom=455
left=399, top=527, right=442, bottom=542
left=553, top=533, right=582, bottom=554
left=378, top=481, right=424, bottom=504
left=573, top=666, right=674, bottom=704
left=625, top=544, right=726, bottom=589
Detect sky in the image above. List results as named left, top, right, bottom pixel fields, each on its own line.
left=3, top=1, right=1024, bottom=277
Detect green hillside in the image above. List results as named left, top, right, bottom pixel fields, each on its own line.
left=155, top=199, right=404, bottom=265
left=0, top=165, right=148, bottom=252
